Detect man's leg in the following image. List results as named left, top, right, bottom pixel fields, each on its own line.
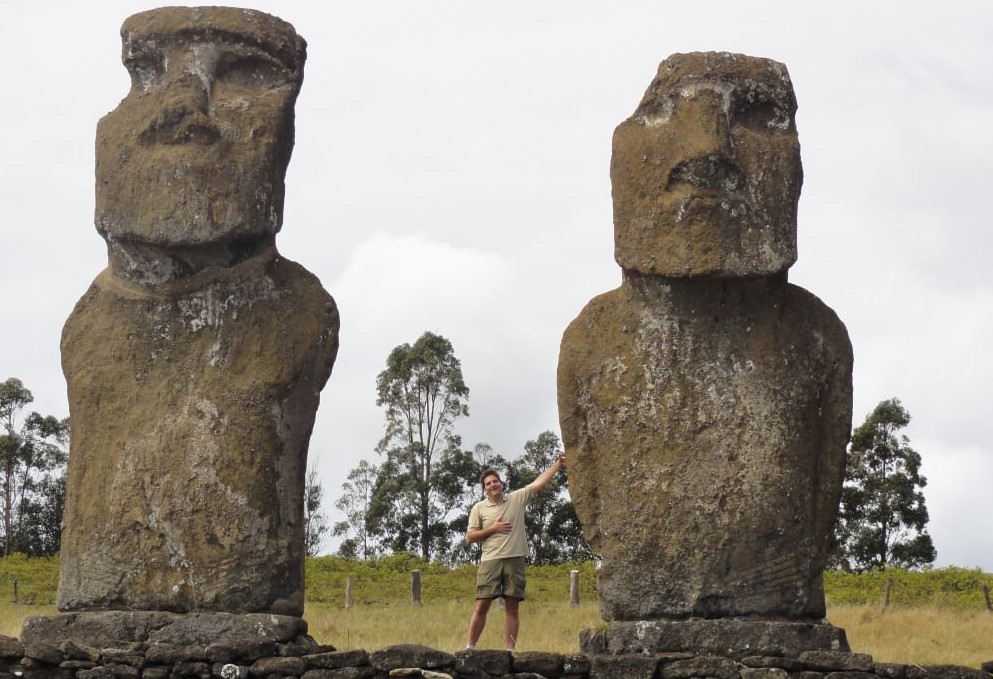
left=503, top=596, right=520, bottom=651
left=467, top=597, right=492, bottom=648
left=501, top=556, right=527, bottom=651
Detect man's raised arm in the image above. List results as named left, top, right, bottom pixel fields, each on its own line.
left=526, top=454, right=566, bottom=494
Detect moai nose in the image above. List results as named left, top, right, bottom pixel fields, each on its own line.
left=666, top=88, right=743, bottom=190
left=139, top=55, right=221, bottom=146
left=679, top=88, right=735, bottom=160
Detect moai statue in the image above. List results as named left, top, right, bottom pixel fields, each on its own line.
left=56, top=7, right=338, bottom=618
left=558, top=52, right=853, bottom=654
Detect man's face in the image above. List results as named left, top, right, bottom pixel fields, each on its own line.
left=483, top=474, right=504, bottom=499
left=95, top=7, right=304, bottom=249
left=611, top=52, right=802, bottom=277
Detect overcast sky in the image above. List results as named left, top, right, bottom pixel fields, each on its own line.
left=3, top=1, right=991, bottom=572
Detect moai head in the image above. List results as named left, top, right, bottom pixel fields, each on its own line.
left=95, top=7, right=307, bottom=284
left=611, top=52, right=802, bottom=277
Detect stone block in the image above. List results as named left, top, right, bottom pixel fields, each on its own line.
left=206, top=638, right=279, bottom=665
left=799, top=652, right=873, bottom=672
left=370, top=646, right=453, bottom=672
left=301, top=668, right=376, bottom=679
left=250, top=656, right=306, bottom=677
left=661, top=656, right=740, bottom=679
left=583, top=620, right=850, bottom=660
left=742, top=669, right=789, bottom=679
left=172, top=662, right=213, bottom=679
left=590, top=654, right=659, bottom=679
left=59, top=640, right=101, bottom=662
left=561, top=653, right=591, bottom=677
left=0, top=637, right=23, bottom=660
left=454, top=649, right=512, bottom=677
left=22, top=642, right=62, bottom=665
left=303, top=651, right=370, bottom=671
left=742, top=657, right=806, bottom=671
left=512, top=651, right=564, bottom=677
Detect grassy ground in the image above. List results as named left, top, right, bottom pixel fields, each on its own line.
left=304, top=601, right=602, bottom=653
left=827, top=604, right=993, bottom=668
left=3, top=559, right=991, bottom=668
left=6, top=602, right=990, bottom=668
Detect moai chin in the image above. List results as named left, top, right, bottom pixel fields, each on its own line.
left=558, top=53, right=853, bottom=629
left=57, top=7, right=339, bottom=617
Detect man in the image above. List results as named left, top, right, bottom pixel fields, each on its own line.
left=464, top=455, right=566, bottom=651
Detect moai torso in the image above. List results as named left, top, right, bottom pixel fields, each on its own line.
left=58, top=7, right=338, bottom=616
left=558, top=53, right=852, bottom=622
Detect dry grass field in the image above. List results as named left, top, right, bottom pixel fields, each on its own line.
left=826, top=604, right=993, bottom=668
left=4, top=602, right=989, bottom=668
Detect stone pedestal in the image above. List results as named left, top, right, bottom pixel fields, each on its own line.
left=580, top=619, right=850, bottom=660
left=21, top=611, right=308, bottom=648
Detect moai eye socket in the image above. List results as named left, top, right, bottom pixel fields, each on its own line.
left=124, top=47, right=164, bottom=91
left=214, top=51, right=289, bottom=91
left=731, top=89, right=792, bottom=133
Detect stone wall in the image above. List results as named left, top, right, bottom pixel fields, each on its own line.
left=2, top=637, right=990, bottom=679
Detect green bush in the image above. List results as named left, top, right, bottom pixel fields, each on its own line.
left=3, top=554, right=989, bottom=612
left=305, top=555, right=597, bottom=607
left=0, top=553, right=60, bottom=605
left=824, top=566, right=993, bottom=610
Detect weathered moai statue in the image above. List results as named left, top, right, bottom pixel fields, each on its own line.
left=558, top=52, right=853, bottom=655
left=57, top=7, right=338, bottom=618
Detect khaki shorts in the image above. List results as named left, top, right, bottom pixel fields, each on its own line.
left=475, top=556, right=527, bottom=600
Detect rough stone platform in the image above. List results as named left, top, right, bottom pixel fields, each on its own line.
left=20, top=611, right=309, bottom=648
left=580, top=619, right=850, bottom=659
left=2, top=638, right=991, bottom=679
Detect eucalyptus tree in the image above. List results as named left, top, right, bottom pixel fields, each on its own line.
left=304, top=462, right=331, bottom=557
left=369, top=332, right=470, bottom=560
left=333, top=458, right=380, bottom=559
left=830, top=398, right=936, bottom=572
left=0, top=378, right=69, bottom=556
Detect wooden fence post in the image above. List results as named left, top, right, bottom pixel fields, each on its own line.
left=411, top=569, right=422, bottom=606
left=12, top=578, right=18, bottom=605
left=569, top=569, right=580, bottom=607
left=982, top=585, right=991, bottom=613
left=345, top=576, right=353, bottom=609
left=881, top=576, right=892, bottom=610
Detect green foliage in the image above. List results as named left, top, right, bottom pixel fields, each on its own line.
left=830, top=398, right=936, bottom=573
left=370, top=332, right=471, bottom=561
left=0, top=378, right=70, bottom=557
left=333, top=459, right=380, bottom=560
left=339, top=332, right=591, bottom=567
left=304, top=554, right=598, bottom=607
left=825, top=566, right=993, bottom=611
left=505, top=431, right=592, bottom=565
left=304, top=462, right=331, bottom=557
left=2, top=554, right=990, bottom=613
left=0, top=553, right=60, bottom=604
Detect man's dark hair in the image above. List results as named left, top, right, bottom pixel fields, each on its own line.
left=480, top=467, right=502, bottom=489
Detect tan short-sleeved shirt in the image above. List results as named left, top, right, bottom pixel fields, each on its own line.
left=468, top=487, right=533, bottom=561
